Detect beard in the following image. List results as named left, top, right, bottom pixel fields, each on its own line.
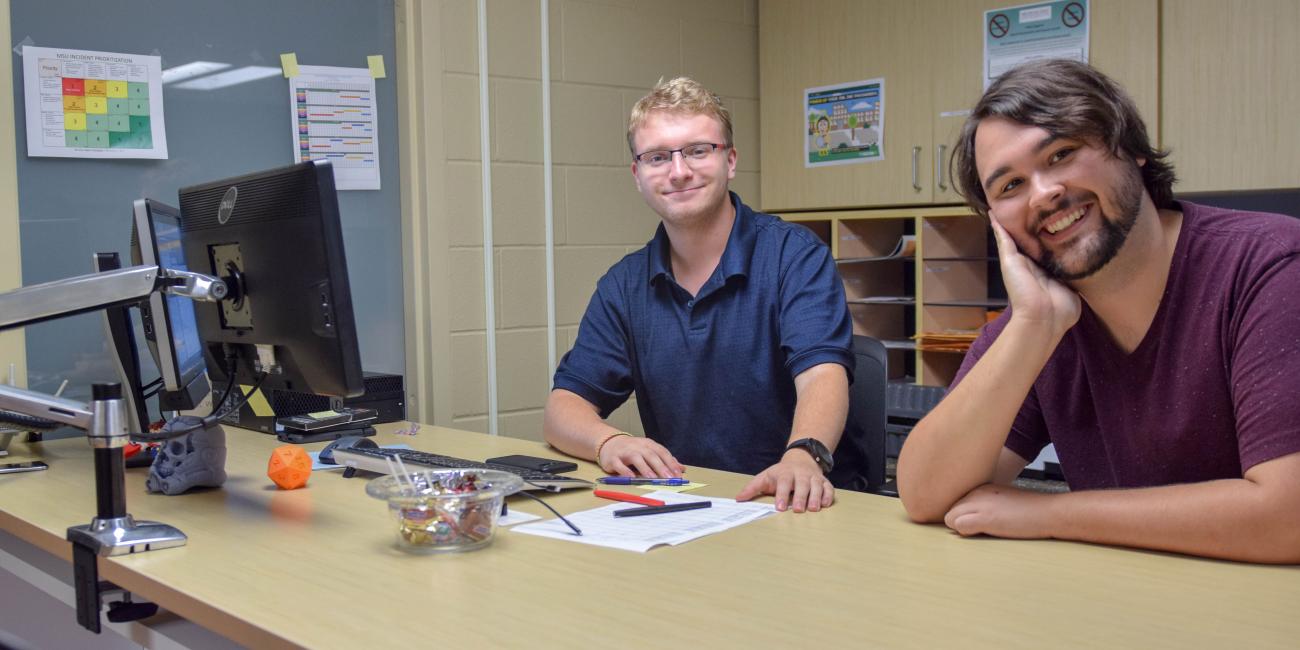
left=1035, top=165, right=1144, bottom=282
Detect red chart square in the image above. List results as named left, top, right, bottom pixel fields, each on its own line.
left=62, top=77, right=85, bottom=95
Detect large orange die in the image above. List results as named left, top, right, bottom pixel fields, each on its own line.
left=267, top=445, right=312, bottom=490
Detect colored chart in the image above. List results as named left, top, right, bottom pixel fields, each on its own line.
left=22, top=46, right=168, bottom=159
left=289, top=65, right=380, bottom=190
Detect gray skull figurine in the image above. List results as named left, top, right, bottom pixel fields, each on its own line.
left=146, top=416, right=228, bottom=495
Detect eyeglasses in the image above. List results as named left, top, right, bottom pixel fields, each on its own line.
left=634, top=143, right=728, bottom=168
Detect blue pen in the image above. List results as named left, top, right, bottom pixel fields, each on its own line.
left=596, top=477, right=690, bottom=486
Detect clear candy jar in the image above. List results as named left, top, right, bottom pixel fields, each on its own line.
left=365, top=469, right=523, bottom=553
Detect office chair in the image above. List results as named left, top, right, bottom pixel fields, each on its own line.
left=829, top=335, right=894, bottom=496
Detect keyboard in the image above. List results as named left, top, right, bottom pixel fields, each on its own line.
left=886, top=382, right=945, bottom=421
left=331, top=447, right=593, bottom=491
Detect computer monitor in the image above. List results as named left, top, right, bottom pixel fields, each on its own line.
left=130, top=199, right=210, bottom=411
left=95, top=251, right=151, bottom=433
left=176, top=160, right=363, bottom=398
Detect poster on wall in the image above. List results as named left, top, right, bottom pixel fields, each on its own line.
left=21, top=46, right=168, bottom=159
left=984, top=0, right=1090, bottom=89
left=289, top=65, right=381, bottom=190
left=804, top=78, right=884, bottom=168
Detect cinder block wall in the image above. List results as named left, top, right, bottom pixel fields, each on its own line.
left=438, top=0, right=761, bottom=439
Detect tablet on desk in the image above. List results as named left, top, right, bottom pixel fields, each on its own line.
left=485, top=455, right=578, bottom=474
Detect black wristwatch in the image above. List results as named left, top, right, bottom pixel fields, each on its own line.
left=785, top=438, right=833, bottom=474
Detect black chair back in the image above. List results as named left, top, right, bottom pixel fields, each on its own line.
left=829, top=335, right=889, bottom=494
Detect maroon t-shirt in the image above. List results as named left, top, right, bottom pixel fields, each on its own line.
left=952, top=202, right=1300, bottom=490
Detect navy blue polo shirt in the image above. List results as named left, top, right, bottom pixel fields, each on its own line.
left=553, top=193, right=853, bottom=476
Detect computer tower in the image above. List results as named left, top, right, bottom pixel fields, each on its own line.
left=217, top=371, right=405, bottom=434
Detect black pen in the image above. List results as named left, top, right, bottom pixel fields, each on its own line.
left=613, top=501, right=712, bottom=518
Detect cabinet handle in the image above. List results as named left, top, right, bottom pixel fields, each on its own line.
left=936, top=144, right=948, bottom=192
left=911, top=146, right=922, bottom=192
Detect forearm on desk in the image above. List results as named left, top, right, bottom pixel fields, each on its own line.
left=542, top=388, right=622, bottom=461
left=1037, top=455, right=1300, bottom=563
left=897, top=318, right=1060, bottom=522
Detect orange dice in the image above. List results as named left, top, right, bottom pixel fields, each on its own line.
left=267, top=445, right=312, bottom=490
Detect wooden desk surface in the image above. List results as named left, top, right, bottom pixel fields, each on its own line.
left=1, top=424, right=1297, bottom=649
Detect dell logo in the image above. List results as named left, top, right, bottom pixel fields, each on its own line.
left=217, top=186, right=238, bottom=224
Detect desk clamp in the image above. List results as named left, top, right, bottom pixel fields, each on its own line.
left=0, top=264, right=226, bottom=633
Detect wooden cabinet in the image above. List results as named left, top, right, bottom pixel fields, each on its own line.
left=783, top=207, right=1005, bottom=387
left=759, top=0, right=935, bottom=210
left=1161, top=0, right=1300, bottom=192
left=759, top=0, right=1158, bottom=212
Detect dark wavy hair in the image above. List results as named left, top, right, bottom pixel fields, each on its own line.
left=953, top=59, right=1176, bottom=217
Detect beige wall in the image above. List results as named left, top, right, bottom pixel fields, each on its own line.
left=414, top=0, right=761, bottom=440
left=0, top=0, right=28, bottom=387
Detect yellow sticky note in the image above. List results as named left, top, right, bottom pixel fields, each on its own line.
left=308, top=410, right=339, bottom=419
left=280, top=52, right=299, bottom=78
left=367, top=55, right=386, bottom=79
left=239, top=384, right=275, bottom=417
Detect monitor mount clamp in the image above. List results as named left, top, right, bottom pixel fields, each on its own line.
left=0, top=263, right=225, bottom=633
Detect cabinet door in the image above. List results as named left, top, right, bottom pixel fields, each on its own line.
left=1162, top=0, right=1300, bottom=192
left=925, top=1, right=988, bottom=205
left=1088, top=0, right=1159, bottom=133
left=760, top=0, right=934, bottom=211
left=924, top=0, right=1158, bottom=204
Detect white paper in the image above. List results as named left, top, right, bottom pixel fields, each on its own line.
left=289, top=65, right=380, bottom=190
left=497, top=510, right=542, bottom=527
left=22, top=46, right=168, bottom=159
left=984, top=0, right=1090, bottom=89
left=511, top=491, right=776, bottom=552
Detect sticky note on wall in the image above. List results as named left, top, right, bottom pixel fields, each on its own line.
left=367, top=55, right=386, bottom=78
left=280, top=53, right=299, bottom=78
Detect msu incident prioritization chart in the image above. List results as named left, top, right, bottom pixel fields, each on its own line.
left=22, top=45, right=168, bottom=159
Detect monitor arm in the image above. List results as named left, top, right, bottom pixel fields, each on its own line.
left=0, top=264, right=226, bottom=331
left=0, top=263, right=226, bottom=634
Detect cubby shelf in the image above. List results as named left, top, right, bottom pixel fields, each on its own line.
left=781, top=206, right=1005, bottom=387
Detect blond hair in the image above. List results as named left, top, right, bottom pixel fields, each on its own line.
left=627, top=77, right=733, bottom=155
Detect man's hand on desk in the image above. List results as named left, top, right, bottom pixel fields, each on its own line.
left=598, top=435, right=685, bottom=478
left=943, top=483, right=1055, bottom=539
left=736, top=451, right=834, bottom=513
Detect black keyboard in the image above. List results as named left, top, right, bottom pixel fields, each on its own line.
left=887, top=382, right=945, bottom=421
left=331, top=447, right=593, bottom=491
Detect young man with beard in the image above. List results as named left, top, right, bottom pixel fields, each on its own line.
left=896, top=60, right=1300, bottom=563
left=543, top=77, right=856, bottom=513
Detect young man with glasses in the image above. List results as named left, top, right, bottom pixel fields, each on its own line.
left=897, top=60, right=1300, bottom=563
left=543, top=77, right=857, bottom=512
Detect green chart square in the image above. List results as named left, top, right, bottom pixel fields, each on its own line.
left=65, top=131, right=87, bottom=147
left=108, top=98, right=129, bottom=115
left=128, top=99, right=149, bottom=116
left=111, top=117, right=153, bottom=148
left=86, top=131, right=110, bottom=148
left=108, top=115, right=130, bottom=132
left=87, top=115, right=109, bottom=131
left=128, top=82, right=148, bottom=99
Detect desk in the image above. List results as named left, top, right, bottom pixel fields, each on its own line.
left=1, top=423, right=1297, bottom=649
